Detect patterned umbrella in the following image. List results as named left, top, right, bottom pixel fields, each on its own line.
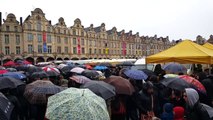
left=0, top=76, right=25, bottom=90
left=42, top=67, right=60, bottom=74
left=124, top=69, right=148, bottom=80
left=163, top=63, right=187, bottom=74
left=0, top=92, right=14, bottom=120
left=24, top=80, right=54, bottom=104
left=45, top=88, right=110, bottom=120
left=70, top=67, right=85, bottom=74
left=104, top=76, right=135, bottom=95
left=69, top=75, right=92, bottom=84
left=81, top=81, right=116, bottom=100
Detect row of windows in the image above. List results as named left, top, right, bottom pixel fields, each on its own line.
left=5, top=26, right=19, bottom=32
left=4, top=34, right=20, bottom=45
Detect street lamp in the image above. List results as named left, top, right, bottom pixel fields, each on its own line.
left=53, top=52, right=57, bottom=60
left=10, top=53, right=15, bottom=61
left=21, top=51, right=28, bottom=60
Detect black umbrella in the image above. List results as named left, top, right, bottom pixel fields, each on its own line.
left=15, top=65, right=29, bottom=72
left=60, top=65, right=75, bottom=74
left=160, top=77, right=191, bottom=91
left=0, top=76, right=25, bottom=90
left=82, top=70, right=100, bottom=80
left=81, top=81, right=115, bottom=100
left=27, top=66, right=43, bottom=74
left=46, top=71, right=60, bottom=77
left=139, top=69, right=155, bottom=77
left=31, top=84, right=66, bottom=95
left=30, top=71, right=49, bottom=80
left=0, top=92, right=14, bottom=120
left=116, top=61, right=134, bottom=66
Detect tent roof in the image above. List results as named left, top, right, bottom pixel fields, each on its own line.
left=203, top=42, right=213, bottom=50
left=146, top=40, right=213, bottom=64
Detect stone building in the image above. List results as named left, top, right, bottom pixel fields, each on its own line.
left=0, top=8, right=171, bottom=64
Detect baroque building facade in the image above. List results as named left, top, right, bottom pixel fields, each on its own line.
left=0, top=8, right=171, bottom=64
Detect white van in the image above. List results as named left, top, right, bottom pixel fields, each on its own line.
left=131, top=58, right=155, bottom=71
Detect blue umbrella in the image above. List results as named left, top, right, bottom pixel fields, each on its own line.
left=2, top=72, right=26, bottom=80
left=124, top=69, right=148, bottom=80
left=94, top=66, right=108, bottom=70
left=163, top=63, right=187, bottom=74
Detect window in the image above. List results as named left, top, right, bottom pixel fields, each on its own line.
left=64, top=30, right=66, bottom=34
left=89, top=40, right=92, bottom=46
left=73, top=38, right=77, bottom=45
left=81, top=39, right=84, bottom=46
left=38, top=45, right=42, bottom=53
left=37, top=34, right=42, bottom=42
left=103, top=49, right=105, bottom=54
left=6, top=26, right=10, bottom=31
left=64, top=37, right=68, bottom=44
left=37, top=21, right=41, bottom=31
left=28, top=45, right=33, bottom=53
left=27, top=33, right=33, bottom=41
left=47, top=35, right=51, bottom=43
left=47, top=27, right=51, bottom=32
left=89, top=48, right=92, bottom=54
left=27, top=23, right=31, bottom=30
left=14, top=26, right=18, bottom=32
left=99, top=49, right=101, bottom=54
left=65, top=47, right=68, bottom=53
left=73, top=30, right=76, bottom=35
left=5, top=47, right=10, bottom=55
left=57, top=46, right=61, bottom=53
left=47, top=46, right=52, bottom=53
left=5, top=35, right=9, bottom=44
left=57, top=36, right=61, bottom=43
left=73, top=47, right=77, bottom=54
left=16, top=47, right=20, bottom=54
left=58, top=28, right=60, bottom=33
left=94, top=49, right=96, bottom=54
left=16, top=35, right=20, bottom=45
left=81, top=48, right=85, bottom=54
left=81, top=31, right=84, bottom=36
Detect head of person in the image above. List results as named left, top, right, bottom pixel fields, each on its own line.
left=173, top=106, right=185, bottom=120
left=184, top=88, right=199, bottom=108
left=163, top=103, right=174, bottom=113
left=143, top=81, right=154, bottom=94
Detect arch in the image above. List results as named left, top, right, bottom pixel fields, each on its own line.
left=64, top=57, right=69, bottom=60
left=3, top=59, right=11, bottom=64
left=80, top=57, right=87, bottom=60
left=34, top=8, right=44, bottom=15
left=14, top=58, right=22, bottom=62
left=26, top=57, right=34, bottom=64
left=89, top=57, right=93, bottom=59
left=98, top=58, right=102, bottom=59
left=36, top=57, right=45, bottom=64
left=57, top=58, right=63, bottom=61
left=71, top=57, right=79, bottom=60
left=7, top=13, right=16, bottom=19
left=46, top=57, right=54, bottom=62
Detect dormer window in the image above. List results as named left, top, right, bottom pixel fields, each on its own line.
left=6, top=26, right=10, bottom=31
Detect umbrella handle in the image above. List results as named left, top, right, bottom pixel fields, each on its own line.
left=82, top=90, right=85, bottom=96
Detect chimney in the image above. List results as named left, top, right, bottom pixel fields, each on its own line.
left=49, top=20, right=51, bottom=25
left=20, top=17, right=22, bottom=26
left=0, top=12, right=2, bottom=26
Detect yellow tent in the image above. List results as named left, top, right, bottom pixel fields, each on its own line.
left=203, top=42, right=213, bottom=50
left=146, top=40, right=213, bottom=64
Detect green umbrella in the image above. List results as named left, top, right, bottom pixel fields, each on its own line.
left=45, top=87, right=110, bottom=120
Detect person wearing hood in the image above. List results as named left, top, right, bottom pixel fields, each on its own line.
left=160, top=103, right=174, bottom=120
left=184, top=88, right=213, bottom=120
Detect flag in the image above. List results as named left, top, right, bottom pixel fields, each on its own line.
left=43, top=43, right=47, bottom=52
left=43, top=32, right=46, bottom=43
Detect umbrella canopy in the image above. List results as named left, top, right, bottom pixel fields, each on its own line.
left=163, top=74, right=179, bottom=78
left=160, top=77, right=191, bottom=91
left=163, top=63, right=187, bottom=74
left=57, top=64, right=67, bottom=69
left=139, top=69, right=155, bottom=77
left=30, top=71, right=49, bottom=80
left=3, top=61, right=16, bottom=67
left=2, top=72, right=26, bottom=80
left=116, top=61, right=134, bottom=66
left=31, top=84, right=66, bottom=95
left=0, top=70, right=8, bottom=74
left=0, top=92, right=14, bottom=120
left=97, top=62, right=112, bottom=67
left=104, top=76, right=135, bottom=95
left=124, top=69, right=148, bottom=80
left=6, top=68, right=17, bottom=72
left=69, top=75, right=92, bottom=84
left=42, top=67, right=60, bottom=74
left=82, top=70, right=100, bottom=80
left=70, top=67, right=85, bottom=74
left=0, top=76, right=25, bottom=90
left=16, top=60, right=31, bottom=65
left=46, top=71, right=60, bottom=77
left=24, top=80, right=54, bottom=104
left=27, top=66, right=43, bottom=75
left=179, top=75, right=206, bottom=93
left=81, top=81, right=116, bottom=100
left=0, top=66, right=5, bottom=70
left=45, top=88, right=110, bottom=120
left=60, top=65, right=75, bottom=74
left=93, top=66, right=108, bottom=70
left=203, top=42, right=213, bottom=50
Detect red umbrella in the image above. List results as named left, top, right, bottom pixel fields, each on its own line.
left=179, top=75, right=206, bottom=93
left=0, top=70, right=8, bottom=74
left=104, top=76, right=135, bottom=95
left=3, top=61, right=16, bottom=67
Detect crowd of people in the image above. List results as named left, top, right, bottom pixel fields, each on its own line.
left=0, top=61, right=213, bottom=120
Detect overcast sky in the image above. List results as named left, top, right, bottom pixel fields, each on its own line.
left=1, top=0, right=213, bottom=41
